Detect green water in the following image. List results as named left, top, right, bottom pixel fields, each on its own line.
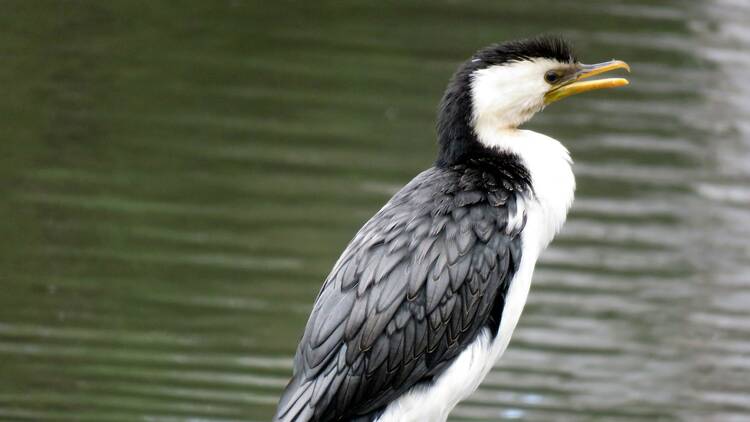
left=2, top=1, right=750, bottom=421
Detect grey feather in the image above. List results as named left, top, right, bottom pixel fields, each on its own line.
left=274, top=163, right=529, bottom=422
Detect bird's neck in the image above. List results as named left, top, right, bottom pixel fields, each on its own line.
left=473, top=125, right=571, bottom=168
left=435, top=89, right=537, bottom=167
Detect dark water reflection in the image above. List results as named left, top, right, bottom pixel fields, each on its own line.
left=2, top=1, right=750, bottom=421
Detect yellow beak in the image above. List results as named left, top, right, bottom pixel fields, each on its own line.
left=544, top=60, right=630, bottom=105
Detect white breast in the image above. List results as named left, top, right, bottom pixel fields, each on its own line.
left=478, top=128, right=576, bottom=249
left=377, top=129, right=575, bottom=422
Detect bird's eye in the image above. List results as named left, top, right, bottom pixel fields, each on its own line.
left=544, top=70, right=560, bottom=84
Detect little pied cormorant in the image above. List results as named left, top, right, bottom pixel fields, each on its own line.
left=274, top=36, right=630, bottom=422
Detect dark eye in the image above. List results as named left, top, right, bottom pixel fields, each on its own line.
left=544, top=70, right=560, bottom=84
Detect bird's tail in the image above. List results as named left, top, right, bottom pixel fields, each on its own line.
left=274, top=374, right=384, bottom=422
left=274, top=375, right=316, bottom=422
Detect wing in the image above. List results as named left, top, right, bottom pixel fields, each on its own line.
left=274, top=165, right=527, bottom=422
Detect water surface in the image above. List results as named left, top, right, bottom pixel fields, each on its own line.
left=2, top=1, right=750, bottom=421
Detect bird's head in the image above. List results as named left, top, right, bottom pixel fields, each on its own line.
left=436, top=36, right=629, bottom=166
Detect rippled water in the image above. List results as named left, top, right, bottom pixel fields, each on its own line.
left=2, top=1, right=750, bottom=421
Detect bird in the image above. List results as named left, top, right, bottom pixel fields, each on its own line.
left=273, top=35, right=630, bottom=422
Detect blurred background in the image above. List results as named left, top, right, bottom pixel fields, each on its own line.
left=2, top=1, right=750, bottom=421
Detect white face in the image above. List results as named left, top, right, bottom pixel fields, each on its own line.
left=470, top=58, right=570, bottom=130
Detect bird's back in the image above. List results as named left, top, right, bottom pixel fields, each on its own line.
left=274, top=156, right=531, bottom=422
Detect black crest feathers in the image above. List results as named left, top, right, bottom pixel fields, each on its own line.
left=472, top=35, right=577, bottom=67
